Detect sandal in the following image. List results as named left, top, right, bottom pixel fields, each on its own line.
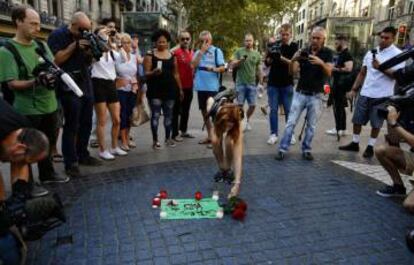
left=152, top=142, right=162, bottom=150
left=52, top=154, right=63, bottom=162
left=198, top=138, right=211, bottom=145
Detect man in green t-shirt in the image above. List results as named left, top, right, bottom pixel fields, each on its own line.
left=231, top=33, right=263, bottom=131
left=0, top=6, right=69, bottom=196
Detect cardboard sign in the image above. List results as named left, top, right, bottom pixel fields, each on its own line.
left=160, top=198, right=223, bottom=220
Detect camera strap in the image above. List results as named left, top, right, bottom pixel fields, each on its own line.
left=214, top=48, right=223, bottom=86
left=2, top=39, right=47, bottom=80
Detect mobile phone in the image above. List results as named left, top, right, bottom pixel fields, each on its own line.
left=157, top=61, right=162, bottom=70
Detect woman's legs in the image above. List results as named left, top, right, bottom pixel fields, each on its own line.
left=95, top=103, right=108, bottom=152
left=107, top=102, right=121, bottom=149
left=162, top=99, right=175, bottom=140
left=149, top=98, right=162, bottom=143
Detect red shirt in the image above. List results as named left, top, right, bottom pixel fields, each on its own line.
left=173, top=48, right=194, bottom=89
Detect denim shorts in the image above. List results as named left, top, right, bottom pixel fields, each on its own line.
left=236, top=84, right=257, bottom=106
left=352, top=95, right=388, bottom=129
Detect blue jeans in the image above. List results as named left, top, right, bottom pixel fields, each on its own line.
left=0, top=232, right=21, bottom=265
left=267, top=85, right=293, bottom=135
left=60, top=92, right=93, bottom=169
left=278, top=91, right=322, bottom=153
left=149, top=98, right=175, bottom=142
left=236, top=84, right=257, bottom=106
left=118, top=90, right=136, bottom=129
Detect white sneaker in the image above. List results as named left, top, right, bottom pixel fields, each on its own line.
left=267, top=134, right=278, bottom=145
left=245, top=122, right=252, bottom=131
left=110, top=147, right=128, bottom=156
left=99, top=150, right=115, bottom=160
left=339, top=130, right=349, bottom=136
left=325, top=128, right=337, bottom=135
left=290, top=135, right=297, bottom=145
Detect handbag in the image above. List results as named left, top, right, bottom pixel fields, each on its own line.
left=131, top=104, right=150, bottom=126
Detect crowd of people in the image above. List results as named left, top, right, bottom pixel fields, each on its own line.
left=1, top=3, right=414, bottom=264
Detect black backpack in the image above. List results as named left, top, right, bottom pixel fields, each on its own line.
left=0, top=39, right=47, bottom=104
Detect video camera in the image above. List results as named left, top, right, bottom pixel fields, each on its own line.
left=80, top=29, right=108, bottom=61
left=267, top=41, right=282, bottom=59
left=34, top=47, right=84, bottom=97
left=4, top=193, right=66, bottom=241
left=378, top=48, right=414, bottom=119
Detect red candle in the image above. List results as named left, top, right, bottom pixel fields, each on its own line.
left=152, top=197, right=161, bottom=208
left=159, top=190, right=168, bottom=199
left=195, top=191, right=203, bottom=201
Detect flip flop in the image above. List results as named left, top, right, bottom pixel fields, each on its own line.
left=52, top=154, right=63, bottom=162
left=198, top=139, right=211, bottom=145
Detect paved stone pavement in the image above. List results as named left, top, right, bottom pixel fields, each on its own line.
left=8, top=74, right=414, bottom=264
left=27, top=154, right=414, bottom=265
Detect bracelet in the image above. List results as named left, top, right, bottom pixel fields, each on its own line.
left=390, top=122, right=400, bottom=128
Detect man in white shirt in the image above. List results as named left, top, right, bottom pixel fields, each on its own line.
left=339, top=27, right=405, bottom=158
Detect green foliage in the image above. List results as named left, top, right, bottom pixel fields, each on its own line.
left=169, top=0, right=300, bottom=58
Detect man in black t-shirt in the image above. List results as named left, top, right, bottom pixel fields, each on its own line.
left=326, top=35, right=354, bottom=137
left=265, top=24, right=298, bottom=145
left=275, top=27, right=334, bottom=161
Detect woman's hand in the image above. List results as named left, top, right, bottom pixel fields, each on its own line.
left=132, top=83, right=139, bottom=94
left=228, top=183, right=240, bottom=198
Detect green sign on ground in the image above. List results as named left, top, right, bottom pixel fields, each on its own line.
left=160, top=198, right=223, bottom=220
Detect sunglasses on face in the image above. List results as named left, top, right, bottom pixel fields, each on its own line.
left=181, top=37, right=190, bottom=41
left=380, top=36, right=391, bottom=40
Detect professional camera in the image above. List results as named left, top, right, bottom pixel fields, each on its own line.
left=376, top=47, right=414, bottom=126
left=32, top=62, right=60, bottom=90
left=35, top=47, right=84, bottom=97
left=267, top=41, right=282, bottom=59
left=4, top=193, right=66, bottom=241
left=79, top=30, right=107, bottom=61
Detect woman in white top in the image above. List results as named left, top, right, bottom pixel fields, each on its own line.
left=115, top=33, right=139, bottom=150
left=91, top=26, right=127, bottom=160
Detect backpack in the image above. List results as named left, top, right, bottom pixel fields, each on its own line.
left=0, top=39, right=47, bottom=104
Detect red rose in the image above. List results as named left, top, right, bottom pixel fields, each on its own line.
left=232, top=208, right=246, bottom=221
left=235, top=201, right=247, bottom=212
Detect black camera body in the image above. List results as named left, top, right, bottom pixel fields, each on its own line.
left=80, top=30, right=107, bottom=61
left=32, top=62, right=60, bottom=90
left=4, top=193, right=66, bottom=241
left=267, top=41, right=282, bottom=59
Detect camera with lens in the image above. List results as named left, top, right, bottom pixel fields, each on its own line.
left=3, top=193, right=66, bottom=241
left=376, top=47, right=414, bottom=132
left=79, top=29, right=108, bottom=61
left=32, top=61, right=60, bottom=90
left=267, top=41, right=282, bottom=59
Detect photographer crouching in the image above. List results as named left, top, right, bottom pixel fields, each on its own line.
left=371, top=43, right=414, bottom=252
left=0, top=98, right=65, bottom=265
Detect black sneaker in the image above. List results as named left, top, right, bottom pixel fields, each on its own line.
left=275, top=151, right=285, bottom=161
left=41, top=173, right=70, bottom=184
left=302, top=152, right=314, bottom=161
left=363, top=145, right=374, bottom=158
left=339, top=141, right=360, bottom=152
left=65, top=165, right=82, bottom=178
left=79, top=156, right=102, bottom=166
left=30, top=183, right=50, bottom=198
left=376, top=185, right=406, bottom=197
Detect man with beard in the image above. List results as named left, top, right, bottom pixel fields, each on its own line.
left=325, top=35, right=354, bottom=137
